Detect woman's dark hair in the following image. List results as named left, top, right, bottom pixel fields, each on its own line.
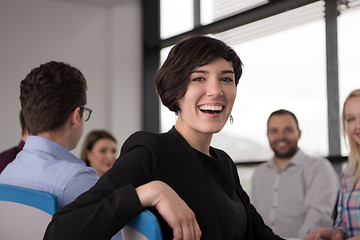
left=155, top=35, right=243, bottom=113
left=80, top=130, right=117, bottom=166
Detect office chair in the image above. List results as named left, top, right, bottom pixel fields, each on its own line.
left=122, top=210, right=163, bottom=240
left=0, top=183, right=58, bottom=240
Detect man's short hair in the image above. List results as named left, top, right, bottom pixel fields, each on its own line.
left=267, top=109, right=300, bottom=130
left=20, top=61, right=87, bottom=135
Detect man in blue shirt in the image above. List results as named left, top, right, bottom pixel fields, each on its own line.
left=0, top=61, right=98, bottom=209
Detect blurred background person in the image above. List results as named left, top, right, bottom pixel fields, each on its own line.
left=251, top=109, right=339, bottom=239
left=0, top=110, right=28, bottom=173
left=80, top=130, right=118, bottom=177
left=305, top=89, right=360, bottom=240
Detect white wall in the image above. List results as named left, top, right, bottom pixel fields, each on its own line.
left=0, top=0, right=142, bottom=156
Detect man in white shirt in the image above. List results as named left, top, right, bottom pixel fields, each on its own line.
left=251, top=109, right=339, bottom=239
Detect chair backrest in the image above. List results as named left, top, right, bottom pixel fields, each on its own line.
left=0, top=183, right=59, bottom=240
left=122, top=210, right=163, bottom=240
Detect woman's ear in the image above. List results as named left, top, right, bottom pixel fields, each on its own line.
left=86, top=150, right=92, bottom=163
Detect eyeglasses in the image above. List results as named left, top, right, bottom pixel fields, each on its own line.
left=79, top=106, right=92, bottom=122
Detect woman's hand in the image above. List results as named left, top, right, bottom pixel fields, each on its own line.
left=136, top=180, right=201, bottom=240
left=303, top=227, right=344, bottom=240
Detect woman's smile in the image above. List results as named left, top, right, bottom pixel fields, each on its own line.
left=175, top=57, right=237, bottom=140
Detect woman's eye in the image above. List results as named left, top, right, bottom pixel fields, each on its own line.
left=99, top=148, right=107, bottom=153
left=346, top=117, right=355, bottom=123
left=221, top=77, right=233, bottom=82
left=192, top=77, right=204, bottom=82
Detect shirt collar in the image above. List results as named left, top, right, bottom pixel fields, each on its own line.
left=289, top=149, right=305, bottom=165
left=267, top=149, right=305, bottom=169
left=23, top=136, right=83, bottom=165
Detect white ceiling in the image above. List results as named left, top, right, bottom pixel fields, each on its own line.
left=46, top=0, right=131, bottom=8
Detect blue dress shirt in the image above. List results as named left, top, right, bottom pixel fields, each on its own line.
left=0, top=136, right=99, bottom=209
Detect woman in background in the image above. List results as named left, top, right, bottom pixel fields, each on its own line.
left=305, top=89, right=360, bottom=240
left=80, top=130, right=118, bottom=177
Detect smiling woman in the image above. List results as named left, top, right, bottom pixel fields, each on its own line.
left=175, top=58, right=237, bottom=152
left=304, top=89, right=360, bottom=240
left=80, top=130, right=118, bottom=177
left=44, top=36, right=284, bottom=240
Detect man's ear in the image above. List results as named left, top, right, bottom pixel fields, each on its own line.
left=298, top=129, right=302, bottom=139
left=70, top=107, right=81, bottom=129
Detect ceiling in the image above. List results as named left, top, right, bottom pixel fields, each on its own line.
left=46, top=0, right=131, bottom=8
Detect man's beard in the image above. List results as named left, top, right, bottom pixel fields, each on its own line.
left=272, top=144, right=298, bottom=159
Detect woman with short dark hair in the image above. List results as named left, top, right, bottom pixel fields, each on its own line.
left=45, top=36, right=283, bottom=240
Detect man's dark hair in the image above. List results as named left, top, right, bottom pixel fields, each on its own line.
left=20, top=61, right=87, bottom=135
left=267, top=109, right=300, bottom=130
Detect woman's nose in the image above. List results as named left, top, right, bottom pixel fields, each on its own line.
left=206, top=79, right=223, bottom=96
left=356, top=117, right=360, bottom=129
left=105, top=151, right=114, bottom=160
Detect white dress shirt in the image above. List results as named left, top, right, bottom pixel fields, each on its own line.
left=251, top=149, right=339, bottom=239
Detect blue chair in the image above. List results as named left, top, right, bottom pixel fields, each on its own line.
left=0, top=183, right=58, bottom=240
left=122, top=210, right=163, bottom=240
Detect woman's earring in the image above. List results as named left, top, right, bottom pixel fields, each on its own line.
left=230, top=114, right=233, bottom=124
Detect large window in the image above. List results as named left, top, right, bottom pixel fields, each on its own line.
left=160, top=0, right=194, bottom=39
left=201, top=0, right=268, bottom=25
left=160, top=1, right=327, bottom=162
left=155, top=0, right=349, bottom=193
left=160, top=0, right=270, bottom=39
left=213, top=19, right=327, bottom=162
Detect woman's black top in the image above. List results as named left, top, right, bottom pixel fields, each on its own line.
left=194, top=147, right=247, bottom=239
